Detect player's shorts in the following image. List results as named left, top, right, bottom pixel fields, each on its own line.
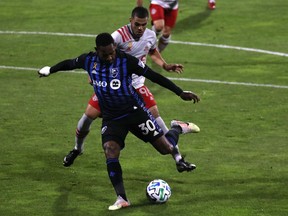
left=88, top=85, right=156, bottom=111
left=88, top=93, right=101, bottom=112
left=149, top=4, right=178, bottom=28
left=101, top=108, right=163, bottom=149
left=135, top=85, right=157, bottom=109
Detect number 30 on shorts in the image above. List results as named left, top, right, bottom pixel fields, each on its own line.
left=138, top=120, right=156, bottom=135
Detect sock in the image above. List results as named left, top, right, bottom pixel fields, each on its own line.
left=165, top=130, right=182, bottom=162
left=155, top=116, right=169, bottom=134
left=165, top=129, right=179, bottom=147
left=74, top=113, right=94, bottom=152
left=158, top=35, right=171, bottom=52
left=107, top=158, right=127, bottom=201
left=171, top=125, right=182, bottom=134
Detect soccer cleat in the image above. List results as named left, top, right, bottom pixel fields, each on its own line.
left=208, top=0, right=216, bottom=10
left=108, top=195, right=130, bottom=211
left=63, top=149, right=82, bottom=167
left=176, top=158, right=196, bottom=173
left=170, top=120, right=200, bottom=134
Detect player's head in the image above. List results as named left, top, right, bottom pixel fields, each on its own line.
left=95, top=33, right=116, bottom=64
left=130, top=6, right=149, bottom=40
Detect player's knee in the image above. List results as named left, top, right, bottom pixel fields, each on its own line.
left=103, top=141, right=121, bottom=158
left=148, top=105, right=159, bottom=118
left=85, top=105, right=101, bottom=119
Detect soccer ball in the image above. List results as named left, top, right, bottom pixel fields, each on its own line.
left=146, top=179, right=171, bottom=203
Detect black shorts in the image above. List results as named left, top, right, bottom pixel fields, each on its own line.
left=101, top=109, right=163, bottom=149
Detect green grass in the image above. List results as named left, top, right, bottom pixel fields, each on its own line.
left=0, top=0, right=288, bottom=215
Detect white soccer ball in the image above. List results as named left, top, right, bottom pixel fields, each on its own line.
left=146, top=179, right=171, bottom=203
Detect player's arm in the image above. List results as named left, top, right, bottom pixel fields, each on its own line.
left=131, top=57, right=200, bottom=103
left=38, top=54, right=87, bottom=77
left=149, top=48, right=184, bottom=74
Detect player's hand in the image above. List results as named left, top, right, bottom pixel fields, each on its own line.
left=38, top=66, right=51, bottom=77
left=163, top=63, right=184, bottom=74
left=180, top=91, right=200, bottom=103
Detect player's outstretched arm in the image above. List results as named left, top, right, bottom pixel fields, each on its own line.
left=38, top=57, right=83, bottom=78
left=162, top=63, right=184, bottom=74
left=180, top=91, right=200, bottom=104
left=38, top=66, right=51, bottom=77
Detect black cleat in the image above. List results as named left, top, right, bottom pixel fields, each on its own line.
left=176, top=158, right=196, bottom=173
left=63, top=149, right=82, bottom=167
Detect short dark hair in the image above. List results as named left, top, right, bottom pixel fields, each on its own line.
left=131, top=6, right=149, bottom=18
left=95, top=33, right=114, bottom=47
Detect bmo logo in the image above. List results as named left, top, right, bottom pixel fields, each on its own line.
left=110, top=79, right=121, bottom=90
left=93, top=80, right=107, bottom=87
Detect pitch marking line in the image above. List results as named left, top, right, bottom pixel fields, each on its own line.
left=1, top=30, right=288, bottom=57
left=1, top=65, right=287, bottom=89
left=0, top=31, right=287, bottom=89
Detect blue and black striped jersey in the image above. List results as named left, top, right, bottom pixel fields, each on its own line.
left=50, top=50, right=183, bottom=120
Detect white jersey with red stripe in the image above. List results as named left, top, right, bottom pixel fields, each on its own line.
left=150, top=0, right=179, bottom=10
left=111, top=24, right=157, bottom=89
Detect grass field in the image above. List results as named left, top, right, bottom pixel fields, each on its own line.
left=0, top=0, right=287, bottom=215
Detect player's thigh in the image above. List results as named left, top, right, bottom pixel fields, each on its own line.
left=128, top=109, right=163, bottom=143
left=87, top=93, right=102, bottom=119
left=101, top=120, right=129, bottom=150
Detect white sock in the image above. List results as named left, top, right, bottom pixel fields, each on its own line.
left=158, top=35, right=171, bottom=52
left=75, top=113, right=94, bottom=152
left=155, top=116, right=169, bottom=134
left=172, top=146, right=182, bottom=162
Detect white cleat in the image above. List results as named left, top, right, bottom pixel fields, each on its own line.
left=108, top=195, right=130, bottom=211
left=171, top=120, right=200, bottom=134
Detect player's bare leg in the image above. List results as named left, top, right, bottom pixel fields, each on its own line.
left=152, top=19, right=164, bottom=36
left=158, top=26, right=172, bottom=52
left=148, top=105, right=169, bottom=134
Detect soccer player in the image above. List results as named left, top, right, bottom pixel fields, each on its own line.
left=38, top=32, right=200, bottom=210
left=208, top=0, right=216, bottom=10
left=62, top=6, right=200, bottom=167
left=136, top=0, right=216, bottom=51
left=136, top=0, right=179, bottom=52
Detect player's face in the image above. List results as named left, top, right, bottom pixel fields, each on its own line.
left=130, top=16, right=148, bottom=38
left=96, top=44, right=116, bottom=64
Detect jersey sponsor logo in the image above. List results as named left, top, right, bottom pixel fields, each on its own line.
left=92, top=80, right=107, bottom=87
left=110, top=68, right=119, bottom=78
left=110, top=79, right=121, bottom=90
left=138, top=60, right=145, bottom=68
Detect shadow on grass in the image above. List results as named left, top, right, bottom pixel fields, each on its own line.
left=174, top=8, right=212, bottom=35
